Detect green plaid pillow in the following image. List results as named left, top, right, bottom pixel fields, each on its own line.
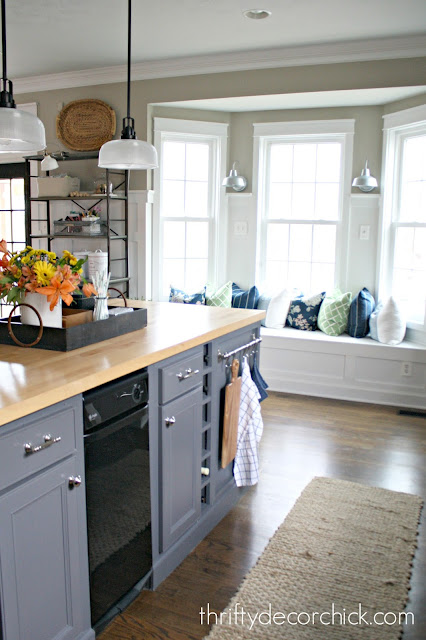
left=318, top=289, right=352, bottom=336
left=206, top=281, right=232, bottom=307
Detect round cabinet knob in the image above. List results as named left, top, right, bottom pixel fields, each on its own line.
left=68, top=475, right=82, bottom=489
left=165, top=416, right=176, bottom=428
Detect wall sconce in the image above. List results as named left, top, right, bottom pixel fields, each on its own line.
left=352, top=161, right=378, bottom=192
left=40, top=152, right=59, bottom=171
left=222, top=162, right=247, bottom=192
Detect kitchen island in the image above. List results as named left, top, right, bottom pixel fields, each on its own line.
left=0, top=301, right=264, bottom=640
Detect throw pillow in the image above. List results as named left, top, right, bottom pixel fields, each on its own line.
left=318, top=289, right=352, bottom=337
left=169, top=285, right=206, bottom=305
left=257, top=289, right=295, bottom=329
left=347, top=288, right=376, bottom=338
left=369, top=297, right=406, bottom=345
left=286, top=292, right=325, bottom=331
left=206, top=281, right=232, bottom=307
left=231, top=283, right=259, bottom=309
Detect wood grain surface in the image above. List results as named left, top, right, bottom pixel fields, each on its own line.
left=0, top=301, right=264, bottom=426
left=221, top=359, right=241, bottom=468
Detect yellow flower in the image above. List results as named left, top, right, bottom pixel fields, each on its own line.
left=33, top=260, right=56, bottom=286
left=48, top=251, right=56, bottom=261
left=21, top=256, right=30, bottom=264
left=63, top=250, right=72, bottom=259
left=70, top=258, right=77, bottom=266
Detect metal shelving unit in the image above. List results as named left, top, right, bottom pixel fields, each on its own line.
left=24, top=152, right=130, bottom=295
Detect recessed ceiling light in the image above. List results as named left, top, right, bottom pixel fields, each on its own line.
left=243, top=9, right=271, bottom=20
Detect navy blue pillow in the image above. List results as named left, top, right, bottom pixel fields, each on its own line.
left=347, top=288, right=375, bottom=338
left=286, top=292, right=325, bottom=331
left=231, top=283, right=259, bottom=309
left=169, top=286, right=206, bottom=305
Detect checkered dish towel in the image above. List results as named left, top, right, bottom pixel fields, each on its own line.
left=233, top=358, right=264, bottom=487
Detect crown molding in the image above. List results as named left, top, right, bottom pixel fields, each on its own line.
left=14, top=34, right=426, bottom=95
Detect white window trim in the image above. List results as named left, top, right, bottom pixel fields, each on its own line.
left=253, top=119, right=354, bottom=292
left=152, top=117, right=228, bottom=301
left=378, top=104, right=426, bottom=338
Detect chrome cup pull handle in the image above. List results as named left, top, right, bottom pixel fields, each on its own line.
left=24, top=434, right=62, bottom=455
left=165, top=416, right=176, bottom=428
left=176, top=368, right=200, bottom=381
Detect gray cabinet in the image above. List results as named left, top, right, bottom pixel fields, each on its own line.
left=0, top=397, right=93, bottom=640
left=160, top=387, right=202, bottom=551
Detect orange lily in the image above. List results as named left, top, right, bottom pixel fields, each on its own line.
left=82, top=282, right=97, bottom=298
left=0, top=239, right=8, bottom=254
left=36, top=276, right=75, bottom=311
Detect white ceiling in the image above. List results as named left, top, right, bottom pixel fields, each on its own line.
left=5, top=0, right=426, bottom=79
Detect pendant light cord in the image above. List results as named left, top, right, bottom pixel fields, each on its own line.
left=126, top=0, right=131, bottom=120
left=1, top=0, right=6, bottom=82
left=121, top=0, right=136, bottom=139
left=0, top=0, right=14, bottom=106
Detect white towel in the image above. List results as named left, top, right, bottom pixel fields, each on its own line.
left=233, top=358, right=263, bottom=487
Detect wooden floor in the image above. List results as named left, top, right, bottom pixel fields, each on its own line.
left=100, top=392, right=426, bottom=640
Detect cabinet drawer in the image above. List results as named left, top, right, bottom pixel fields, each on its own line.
left=0, top=400, right=79, bottom=492
left=160, top=351, right=203, bottom=404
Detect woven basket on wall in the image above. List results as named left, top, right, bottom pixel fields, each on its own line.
left=56, top=99, right=116, bottom=151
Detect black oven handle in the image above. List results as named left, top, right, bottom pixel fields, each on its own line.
left=83, top=402, right=148, bottom=444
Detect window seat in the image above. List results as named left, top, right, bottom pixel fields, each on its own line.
left=260, top=327, right=426, bottom=409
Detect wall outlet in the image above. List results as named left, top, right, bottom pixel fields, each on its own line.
left=359, top=225, right=370, bottom=240
left=234, top=221, right=248, bottom=236
left=401, top=362, right=412, bottom=377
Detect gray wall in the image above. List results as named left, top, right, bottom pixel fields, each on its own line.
left=16, top=58, right=426, bottom=297
left=17, top=56, right=426, bottom=189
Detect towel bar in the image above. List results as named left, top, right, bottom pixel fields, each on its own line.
left=217, top=334, right=262, bottom=361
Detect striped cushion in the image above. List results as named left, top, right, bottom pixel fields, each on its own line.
left=347, top=288, right=375, bottom=338
left=231, top=283, right=259, bottom=309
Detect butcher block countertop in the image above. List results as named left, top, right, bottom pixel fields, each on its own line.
left=0, top=301, right=265, bottom=426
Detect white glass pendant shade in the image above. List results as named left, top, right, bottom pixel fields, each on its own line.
left=98, top=138, right=158, bottom=170
left=0, top=107, right=46, bottom=153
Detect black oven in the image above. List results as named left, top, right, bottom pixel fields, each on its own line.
left=83, top=369, right=151, bottom=630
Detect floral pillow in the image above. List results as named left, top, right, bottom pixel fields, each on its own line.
left=286, top=292, right=326, bottom=331
left=169, top=286, right=206, bottom=305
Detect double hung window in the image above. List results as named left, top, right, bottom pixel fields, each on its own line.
left=254, top=120, right=354, bottom=295
left=380, top=106, right=426, bottom=332
left=153, top=118, right=227, bottom=300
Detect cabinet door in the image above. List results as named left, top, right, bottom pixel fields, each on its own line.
left=0, top=458, right=92, bottom=640
left=160, top=387, right=202, bottom=552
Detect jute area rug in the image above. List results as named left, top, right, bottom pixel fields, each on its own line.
left=204, top=477, right=423, bottom=639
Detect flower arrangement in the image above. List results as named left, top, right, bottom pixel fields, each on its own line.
left=0, top=240, right=96, bottom=311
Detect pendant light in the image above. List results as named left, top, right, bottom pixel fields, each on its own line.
left=98, top=0, right=158, bottom=170
left=0, top=0, right=46, bottom=153
left=352, top=160, right=378, bottom=192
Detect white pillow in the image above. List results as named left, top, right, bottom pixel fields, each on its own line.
left=369, top=297, right=406, bottom=345
left=260, top=289, right=294, bottom=329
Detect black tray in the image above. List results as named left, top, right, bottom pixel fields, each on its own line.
left=0, top=307, right=147, bottom=351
